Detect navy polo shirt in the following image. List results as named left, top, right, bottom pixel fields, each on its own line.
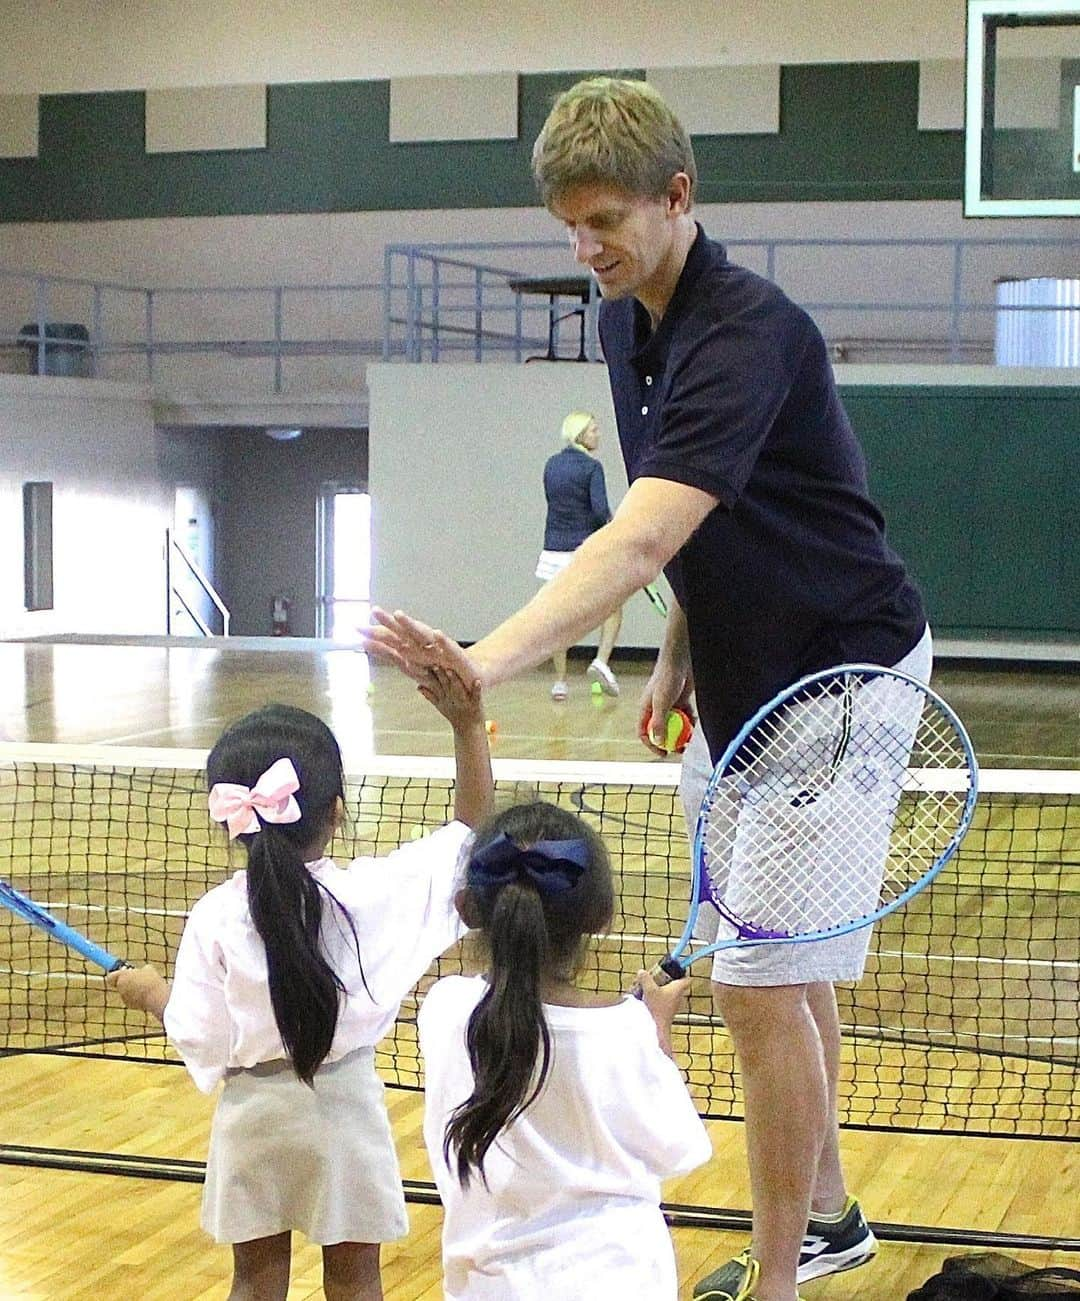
left=542, top=445, right=612, bottom=551
left=599, top=225, right=926, bottom=761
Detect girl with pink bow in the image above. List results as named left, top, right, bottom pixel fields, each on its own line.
left=107, top=669, right=492, bottom=1301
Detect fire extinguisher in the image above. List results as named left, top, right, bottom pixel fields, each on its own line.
left=271, top=594, right=291, bottom=636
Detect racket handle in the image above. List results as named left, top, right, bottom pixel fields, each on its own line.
left=654, top=956, right=687, bottom=985
left=632, top=955, right=687, bottom=997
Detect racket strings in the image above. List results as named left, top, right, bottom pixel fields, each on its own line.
left=702, top=673, right=973, bottom=939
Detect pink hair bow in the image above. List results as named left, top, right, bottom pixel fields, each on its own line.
left=208, top=757, right=302, bottom=839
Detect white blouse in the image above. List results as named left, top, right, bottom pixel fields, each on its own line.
left=163, top=821, right=471, bottom=1092
left=418, top=974, right=712, bottom=1301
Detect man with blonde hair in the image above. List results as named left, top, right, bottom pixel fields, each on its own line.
left=364, top=76, right=928, bottom=1301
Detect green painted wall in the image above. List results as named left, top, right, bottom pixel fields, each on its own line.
left=840, top=386, right=1080, bottom=636
left=0, top=64, right=968, bottom=223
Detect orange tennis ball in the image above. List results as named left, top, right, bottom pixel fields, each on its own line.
left=484, top=719, right=498, bottom=736
left=647, top=707, right=693, bottom=753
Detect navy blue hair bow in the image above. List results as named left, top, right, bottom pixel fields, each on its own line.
left=468, top=832, right=589, bottom=896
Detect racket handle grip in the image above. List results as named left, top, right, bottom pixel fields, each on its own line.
left=632, top=955, right=687, bottom=997
left=654, top=956, right=687, bottom=985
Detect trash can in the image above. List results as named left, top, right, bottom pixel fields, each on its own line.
left=17, top=323, right=92, bottom=377
left=994, top=278, right=1080, bottom=366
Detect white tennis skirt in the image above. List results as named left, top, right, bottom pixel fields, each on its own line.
left=202, top=1046, right=409, bottom=1245
left=535, top=549, right=575, bottom=581
left=678, top=626, right=934, bottom=986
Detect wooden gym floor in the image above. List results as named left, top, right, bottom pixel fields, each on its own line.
left=0, top=639, right=1077, bottom=1298
left=1, top=638, right=1077, bottom=767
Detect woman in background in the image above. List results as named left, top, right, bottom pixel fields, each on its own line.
left=536, top=410, right=623, bottom=700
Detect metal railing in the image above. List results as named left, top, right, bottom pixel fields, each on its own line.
left=384, top=235, right=1080, bottom=366
left=164, top=529, right=230, bottom=637
left=0, top=269, right=389, bottom=392
left=383, top=243, right=601, bottom=362
left=1, top=233, right=1077, bottom=394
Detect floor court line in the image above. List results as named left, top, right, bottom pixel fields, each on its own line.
left=86, top=718, right=226, bottom=746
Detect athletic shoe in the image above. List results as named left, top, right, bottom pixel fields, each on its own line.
left=693, top=1252, right=754, bottom=1300
left=799, top=1197, right=877, bottom=1282
left=587, top=658, right=619, bottom=696
left=692, top=1255, right=805, bottom=1301
left=693, top=1199, right=876, bottom=1297
left=550, top=681, right=568, bottom=701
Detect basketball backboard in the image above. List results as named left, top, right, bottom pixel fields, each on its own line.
left=965, top=0, right=1080, bottom=214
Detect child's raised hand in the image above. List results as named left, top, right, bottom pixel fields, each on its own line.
left=417, top=664, right=485, bottom=731
left=105, top=963, right=170, bottom=1019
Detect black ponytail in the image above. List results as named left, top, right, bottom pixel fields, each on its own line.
left=208, top=704, right=358, bottom=1086
left=245, top=829, right=347, bottom=1084
left=443, top=802, right=613, bottom=1186
left=445, top=880, right=551, bottom=1184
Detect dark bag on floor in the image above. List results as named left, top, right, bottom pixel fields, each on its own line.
left=908, top=1254, right=1080, bottom=1301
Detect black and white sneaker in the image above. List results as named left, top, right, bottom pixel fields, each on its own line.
left=798, top=1197, right=878, bottom=1283
left=692, top=1199, right=876, bottom=1298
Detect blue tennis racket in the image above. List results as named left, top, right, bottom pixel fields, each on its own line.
left=654, top=664, right=978, bottom=982
left=0, top=879, right=125, bottom=972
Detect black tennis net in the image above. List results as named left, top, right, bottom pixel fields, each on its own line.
left=0, top=745, right=1076, bottom=1140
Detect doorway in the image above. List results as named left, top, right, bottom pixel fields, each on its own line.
left=316, top=485, right=370, bottom=641
left=171, top=484, right=220, bottom=633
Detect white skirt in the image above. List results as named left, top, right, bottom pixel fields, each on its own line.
left=201, top=1047, right=409, bottom=1245
left=535, top=549, right=575, bottom=581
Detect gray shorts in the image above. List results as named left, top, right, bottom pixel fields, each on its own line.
left=678, top=627, right=933, bottom=987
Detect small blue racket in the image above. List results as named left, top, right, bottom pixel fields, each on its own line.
left=654, top=663, right=978, bottom=983
left=0, top=879, right=126, bottom=973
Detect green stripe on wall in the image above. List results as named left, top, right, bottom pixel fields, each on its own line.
left=0, top=64, right=971, bottom=223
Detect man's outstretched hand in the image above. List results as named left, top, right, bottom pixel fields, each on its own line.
left=360, top=607, right=484, bottom=690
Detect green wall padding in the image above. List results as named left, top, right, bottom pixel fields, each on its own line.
left=840, top=386, right=1080, bottom=636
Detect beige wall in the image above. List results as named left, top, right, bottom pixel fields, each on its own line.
left=0, top=0, right=974, bottom=94
left=0, top=377, right=168, bottom=639
left=367, top=362, right=672, bottom=649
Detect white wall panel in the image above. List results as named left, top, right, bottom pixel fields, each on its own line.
left=647, top=65, right=779, bottom=135
left=390, top=73, right=517, bottom=142
left=918, top=59, right=964, bottom=130
left=145, top=84, right=266, bottom=153
left=0, top=94, right=38, bottom=158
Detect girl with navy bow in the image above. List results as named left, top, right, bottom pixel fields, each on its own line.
left=418, top=801, right=712, bottom=1301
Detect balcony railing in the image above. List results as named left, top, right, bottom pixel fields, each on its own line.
left=0, top=233, right=1077, bottom=396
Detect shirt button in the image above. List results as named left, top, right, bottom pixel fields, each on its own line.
left=641, top=405, right=649, bottom=415
left=645, top=375, right=653, bottom=385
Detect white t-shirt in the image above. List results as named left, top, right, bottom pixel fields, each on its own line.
left=163, top=821, right=471, bottom=1092
left=418, top=974, right=712, bottom=1301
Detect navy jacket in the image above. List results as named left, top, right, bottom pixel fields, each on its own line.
left=542, top=446, right=612, bottom=550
